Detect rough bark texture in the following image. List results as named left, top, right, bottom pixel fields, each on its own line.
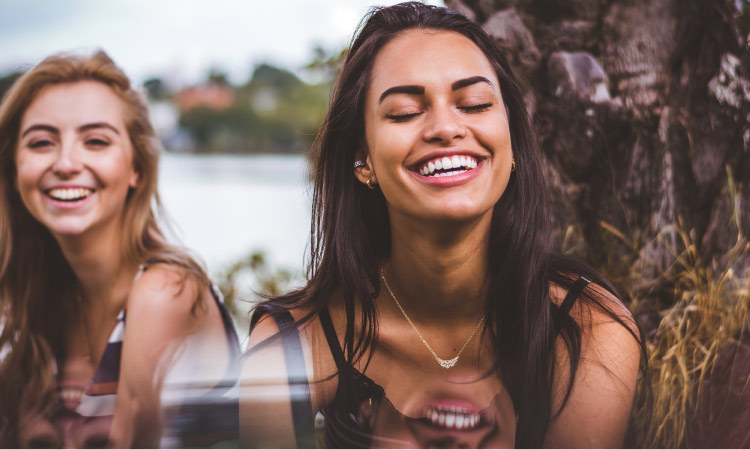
left=447, top=0, right=750, bottom=306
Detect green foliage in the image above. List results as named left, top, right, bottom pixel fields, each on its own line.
left=214, top=251, right=295, bottom=338
left=0, top=71, right=23, bottom=102
left=178, top=62, right=330, bottom=153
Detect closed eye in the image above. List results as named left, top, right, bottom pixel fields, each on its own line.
left=459, top=103, right=493, bottom=113
left=386, top=112, right=423, bottom=122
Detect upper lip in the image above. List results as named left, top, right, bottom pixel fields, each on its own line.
left=408, top=149, right=487, bottom=171
left=44, top=184, right=96, bottom=192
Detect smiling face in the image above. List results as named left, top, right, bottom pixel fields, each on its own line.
left=14, top=81, right=138, bottom=239
left=360, top=29, right=513, bottom=224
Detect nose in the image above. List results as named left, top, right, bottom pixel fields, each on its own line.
left=52, top=141, right=83, bottom=178
left=421, top=104, right=467, bottom=144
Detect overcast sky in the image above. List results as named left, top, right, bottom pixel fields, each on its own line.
left=0, top=0, right=443, bottom=86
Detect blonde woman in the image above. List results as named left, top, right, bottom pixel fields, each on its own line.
left=0, top=51, right=239, bottom=447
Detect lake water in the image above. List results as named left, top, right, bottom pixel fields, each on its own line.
left=158, top=153, right=312, bottom=279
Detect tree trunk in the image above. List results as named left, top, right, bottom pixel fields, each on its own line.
left=447, top=0, right=750, bottom=307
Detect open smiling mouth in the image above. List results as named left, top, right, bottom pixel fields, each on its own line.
left=419, top=404, right=485, bottom=431
left=46, top=187, right=95, bottom=202
left=414, top=155, right=481, bottom=178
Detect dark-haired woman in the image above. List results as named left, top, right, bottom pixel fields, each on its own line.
left=240, top=3, right=641, bottom=448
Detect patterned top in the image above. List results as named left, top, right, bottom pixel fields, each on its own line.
left=59, top=265, right=240, bottom=448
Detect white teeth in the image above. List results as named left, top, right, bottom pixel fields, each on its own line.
left=48, top=187, right=93, bottom=201
left=417, top=155, right=479, bottom=177
left=423, top=405, right=482, bottom=431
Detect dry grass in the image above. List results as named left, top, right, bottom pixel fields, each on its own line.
left=628, top=225, right=750, bottom=447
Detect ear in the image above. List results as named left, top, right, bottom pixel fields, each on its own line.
left=353, top=150, right=378, bottom=187
left=129, top=170, right=140, bottom=188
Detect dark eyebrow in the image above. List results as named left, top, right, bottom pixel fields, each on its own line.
left=452, top=76, right=494, bottom=91
left=21, top=122, right=120, bottom=139
left=378, top=76, right=495, bottom=104
left=78, top=122, right=120, bottom=135
left=20, top=124, right=58, bottom=138
left=379, top=85, right=425, bottom=103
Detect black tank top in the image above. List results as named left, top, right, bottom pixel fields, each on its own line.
left=263, top=276, right=591, bottom=448
left=317, top=276, right=592, bottom=448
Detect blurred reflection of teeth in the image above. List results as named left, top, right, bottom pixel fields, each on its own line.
left=58, top=386, right=84, bottom=403
left=424, top=405, right=481, bottom=430
left=47, top=187, right=93, bottom=201
left=418, top=155, right=478, bottom=176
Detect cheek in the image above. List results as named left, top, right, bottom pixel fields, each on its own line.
left=14, top=153, right=43, bottom=194
left=94, top=151, right=136, bottom=187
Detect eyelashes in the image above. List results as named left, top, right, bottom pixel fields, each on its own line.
left=26, top=138, right=111, bottom=149
left=460, top=102, right=493, bottom=112
left=29, top=139, right=53, bottom=149
left=385, top=102, right=494, bottom=122
left=386, top=112, right=423, bottom=122
left=85, top=138, right=110, bottom=147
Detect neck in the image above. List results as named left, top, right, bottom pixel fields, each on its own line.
left=55, top=221, right=137, bottom=319
left=383, top=212, right=491, bottom=323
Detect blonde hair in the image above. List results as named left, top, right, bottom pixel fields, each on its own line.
left=0, top=50, right=207, bottom=445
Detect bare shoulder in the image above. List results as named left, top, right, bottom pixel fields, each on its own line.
left=126, top=264, right=213, bottom=336
left=240, top=304, right=337, bottom=448
left=246, top=305, right=318, bottom=348
left=243, top=303, right=338, bottom=405
left=546, top=278, right=642, bottom=447
left=550, top=278, right=637, bottom=333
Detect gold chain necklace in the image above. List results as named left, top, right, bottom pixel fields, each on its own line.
left=380, top=269, right=484, bottom=369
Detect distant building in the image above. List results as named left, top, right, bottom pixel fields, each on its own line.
left=174, top=83, right=235, bottom=112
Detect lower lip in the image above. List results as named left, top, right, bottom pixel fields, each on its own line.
left=45, top=192, right=95, bottom=209
left=411, top=160, right=484, bottom=187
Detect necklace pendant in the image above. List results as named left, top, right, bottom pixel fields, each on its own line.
left=437, top=356, right=459, bottom=369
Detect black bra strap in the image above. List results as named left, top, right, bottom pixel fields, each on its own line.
left=270, top=310, right=316, bottom=448
left=319, top=307, right=347, bottom=371
left=560, top=276, right=591, bottom=315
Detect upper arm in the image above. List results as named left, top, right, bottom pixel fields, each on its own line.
left=545, top=282, right=642, bottom=448
left=239, top=310, right=338, bottom=448
left=239, top=315, right=299, bottom=448
left=111, top=266, right=218, bottom=446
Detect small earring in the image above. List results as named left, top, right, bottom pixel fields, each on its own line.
left=511, top=159, right=516, bottom=172
left=354, top=160, right=366, bottom=168
left=366, top=178, right=376, bottom=190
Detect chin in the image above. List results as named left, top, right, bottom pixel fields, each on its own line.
left=421, top=199, right=495, bottom=223
left=43, top=220, right=94, bottom=238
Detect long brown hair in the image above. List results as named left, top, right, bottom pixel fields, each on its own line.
left=0, top=51, right=207, bottom=444
left=254, top=3, right=643, bottom=446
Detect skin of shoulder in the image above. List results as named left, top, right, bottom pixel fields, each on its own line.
left=240, top=306, right=339, bottom=448
left=110, top=264, right=225, bottom=447
left=545, top=281, right=641, bottom=448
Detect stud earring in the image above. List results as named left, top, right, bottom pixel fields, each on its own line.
left=511, top=159, right=516, bottom=172
left=354, top=160, right=366, bottom=168
left=366, top=178, right=376, bottom=190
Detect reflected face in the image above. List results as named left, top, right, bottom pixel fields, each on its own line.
left=14, top=81, right=138, bottom=238
left=363, top=29, right=513, bottom=224
left=18, top=407, right=112, bottom=449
